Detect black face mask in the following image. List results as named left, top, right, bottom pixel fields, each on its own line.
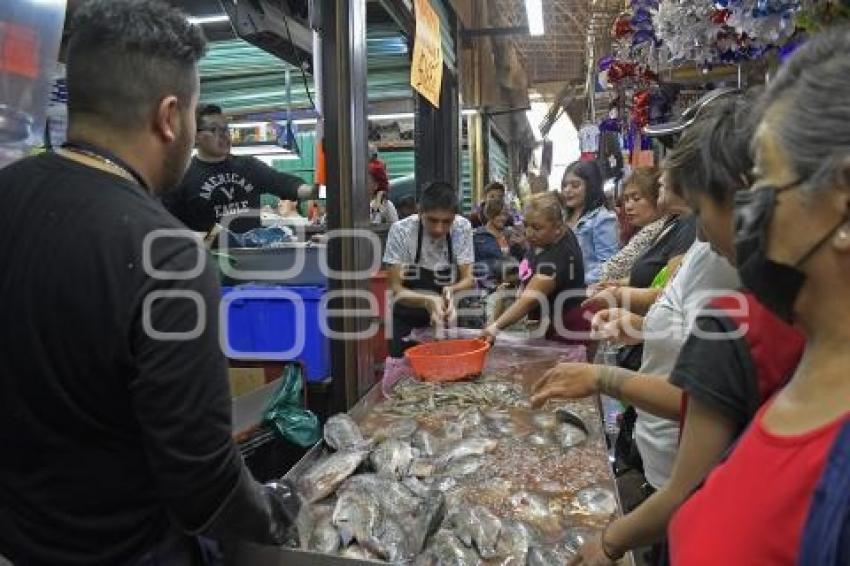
left=734, top=183, right=842, bottom=322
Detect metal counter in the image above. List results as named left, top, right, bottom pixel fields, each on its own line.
left=225, top=338, right=632, bottom=565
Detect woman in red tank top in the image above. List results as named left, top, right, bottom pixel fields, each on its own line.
left=669, top=29, right=850, bottom=565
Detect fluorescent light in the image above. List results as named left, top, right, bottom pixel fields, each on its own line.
left=229, top=122, right=269, bottom=129
left=369, top=112, right=415, bottom=121
left=525, top=0, right=545, bottom=36
left=188, top=14, right=230, bottom=25
left=293, top=118, right=319, bottom=125
left=230, top=145, right=298, bottom=156
left=461, top=109, right=478, bottom=116
left=255, top=155, right=300, bottom=165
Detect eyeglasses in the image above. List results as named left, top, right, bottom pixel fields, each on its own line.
left=197, top=125, right=231, bottom=136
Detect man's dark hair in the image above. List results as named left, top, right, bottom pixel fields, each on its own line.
left=197, top=104, right=224, bottom=127
left=419, top=181, right=459, bottom=213
left=66, top=0, right=207, bottom=130
left=665, top=93, right=755, bottom=203
left=484, top=181, right=506, bottom=196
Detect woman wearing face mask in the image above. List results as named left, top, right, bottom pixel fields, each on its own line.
left=562, top=161, right=619, bottom=284
left=481, top=192, right=585, bottom=342
left=536, top=94, right=807, bottom=566
left=600, top=167, right=666, bottom=283
left=667, top=29, right=850, bottom=565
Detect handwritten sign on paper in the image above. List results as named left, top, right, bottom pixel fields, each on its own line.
left=410, top=0, right=443, bottom=108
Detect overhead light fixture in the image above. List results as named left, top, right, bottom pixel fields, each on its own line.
left=525, top=0, right=545, bottom=36
left=230, top=145, right=299, bottom=157
left=188, top=14, right=230, bottom=25
left=461, top=109, right=479, bottom=116
left=369, top=112, right=415, bottom=121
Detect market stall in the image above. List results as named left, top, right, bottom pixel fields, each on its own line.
left=225, top=335, right=632, bottom=565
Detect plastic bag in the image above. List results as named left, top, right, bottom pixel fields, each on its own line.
left=263, top=365, right=320, bottom=447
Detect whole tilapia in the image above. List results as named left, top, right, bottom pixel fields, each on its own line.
left=297, top=448, right=370, bottom=503
left=449, top=505, right=502, bottom=559
left=308, top=517, right=340, bottom=555
left=508, top=491, right=552, bottom=521
left=436, top=437, right=497, bottom=465
left=363, top=514, right=416, bottom=562
left=440, top=455, right=484, bottom=477
left=332, top=488, right=382, bottom=547
left=323, top=414, right=365, bottom=451
left=572, top=487, right=617, bottom=517
left=494, top=520, right=539, bottom=561
left=415, top=530, right=479, bottom=566
left=553, top=423, right=587, bottom=448
left=339, top=473, right=422, bottom=517
left=527, top=545, right=564, bottom=566
left=339, top=544, right=379, bottom=560
left=370, top=438, right=414, bottom=480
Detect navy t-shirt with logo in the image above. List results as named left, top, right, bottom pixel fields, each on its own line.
left=166, top=155, right=304, bottom=233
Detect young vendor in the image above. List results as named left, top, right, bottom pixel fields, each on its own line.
left=383, top=181, right=475, bottom=356
left=165, top=104, right=317, bottom=233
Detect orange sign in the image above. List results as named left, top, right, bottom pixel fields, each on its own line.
left=410, top=0, right=443, bottom=108
left=0, top=22, right=40, bottom=79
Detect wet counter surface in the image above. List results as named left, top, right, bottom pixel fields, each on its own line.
left=225, top=337, right=633, bottom=565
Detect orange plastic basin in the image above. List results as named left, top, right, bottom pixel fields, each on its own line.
left=404, top=339, right=491, bottom=382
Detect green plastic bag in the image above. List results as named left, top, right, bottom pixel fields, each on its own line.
left=650, top=265, right=671, bottom=289
left=263, top=365, right=321, bottom=447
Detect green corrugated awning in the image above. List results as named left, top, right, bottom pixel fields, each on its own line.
left=200, top=28, right=413, bottom=115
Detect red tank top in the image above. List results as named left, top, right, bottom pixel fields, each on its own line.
left=669, top=401, right=849, bottom=565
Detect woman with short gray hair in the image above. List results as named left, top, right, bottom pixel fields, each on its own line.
left=668, top=27, right=850, bottom=566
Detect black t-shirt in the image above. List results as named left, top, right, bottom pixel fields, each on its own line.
left=629, top=214, right=696, bottom=288
left=527, top=230, right=586, bottom=321
left=165, top=155, right=304, bottom=233
left=0, top=153, right=277, bottom=564
left=669, top=316, right=757, bottom=433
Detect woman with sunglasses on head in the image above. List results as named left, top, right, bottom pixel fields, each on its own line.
left=667, top=28, right=850, bottom=566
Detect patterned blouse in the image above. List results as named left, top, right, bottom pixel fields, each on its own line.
left=600, top=216, right=669, bottom=282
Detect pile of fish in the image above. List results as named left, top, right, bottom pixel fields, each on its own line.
left=293, top=394, right=618, bottom=564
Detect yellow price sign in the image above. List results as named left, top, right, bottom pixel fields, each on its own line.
left=410, top=0, right=443, bottom=108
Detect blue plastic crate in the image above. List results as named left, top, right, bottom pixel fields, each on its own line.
left=221, top=285, right=330, bottom=382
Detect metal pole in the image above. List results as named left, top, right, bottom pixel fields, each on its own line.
left=321, top=0, right=372, bottom=412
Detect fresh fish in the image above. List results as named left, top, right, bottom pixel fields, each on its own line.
left=495, top=520, right=538, bottom=560
left=488, top=419, right=517, bottom=437
left=437, top=437, right=497, bottom=465
left=339, top=474, right=422, bottom=517
left=527, top=433, right=551, bottom=446
left=449, top=505, right=502, bottom=559
left=553, top=423, right=588, bottom=448
left=573, top=487, right=617, bottom=517
left=339, top=544, right=379, bottom=560
left=308, top=518, right=340, bottom=554
left=412, top=428, right=441, bottom=457
left=561, top=527, right=593, bottom=558
left=364, top=514, right=415, bottom=562
left=531, top=412, right=557, bottom=430
left=509, top=491, right=552, bottom=521
left=416, top=530, right=480, bottom=566
left=408, top=458, right=437, bottom=478
left=403, top=476, right=433, bottom=499
left=441, top=455, right=484, bottom=477
left=332, top=488, right=382, bottom=547
left=370, top=438, right=414, bottom=480
left=386, top=417, right=419, bottom=440
left=323, top=414, right=365, bottom=451
left=527, top=545, right=563, bottom=566
left=297, top=448, right=370, bottom=503
left=427, top=475, right=458, bottom=492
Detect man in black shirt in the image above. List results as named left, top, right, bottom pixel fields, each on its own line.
left=166, top=104, right=317, bottom=233
left=0, top=2, right=298, bottom=564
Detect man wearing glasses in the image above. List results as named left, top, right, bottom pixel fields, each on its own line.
left=166, top=104, right=316, bottom=233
